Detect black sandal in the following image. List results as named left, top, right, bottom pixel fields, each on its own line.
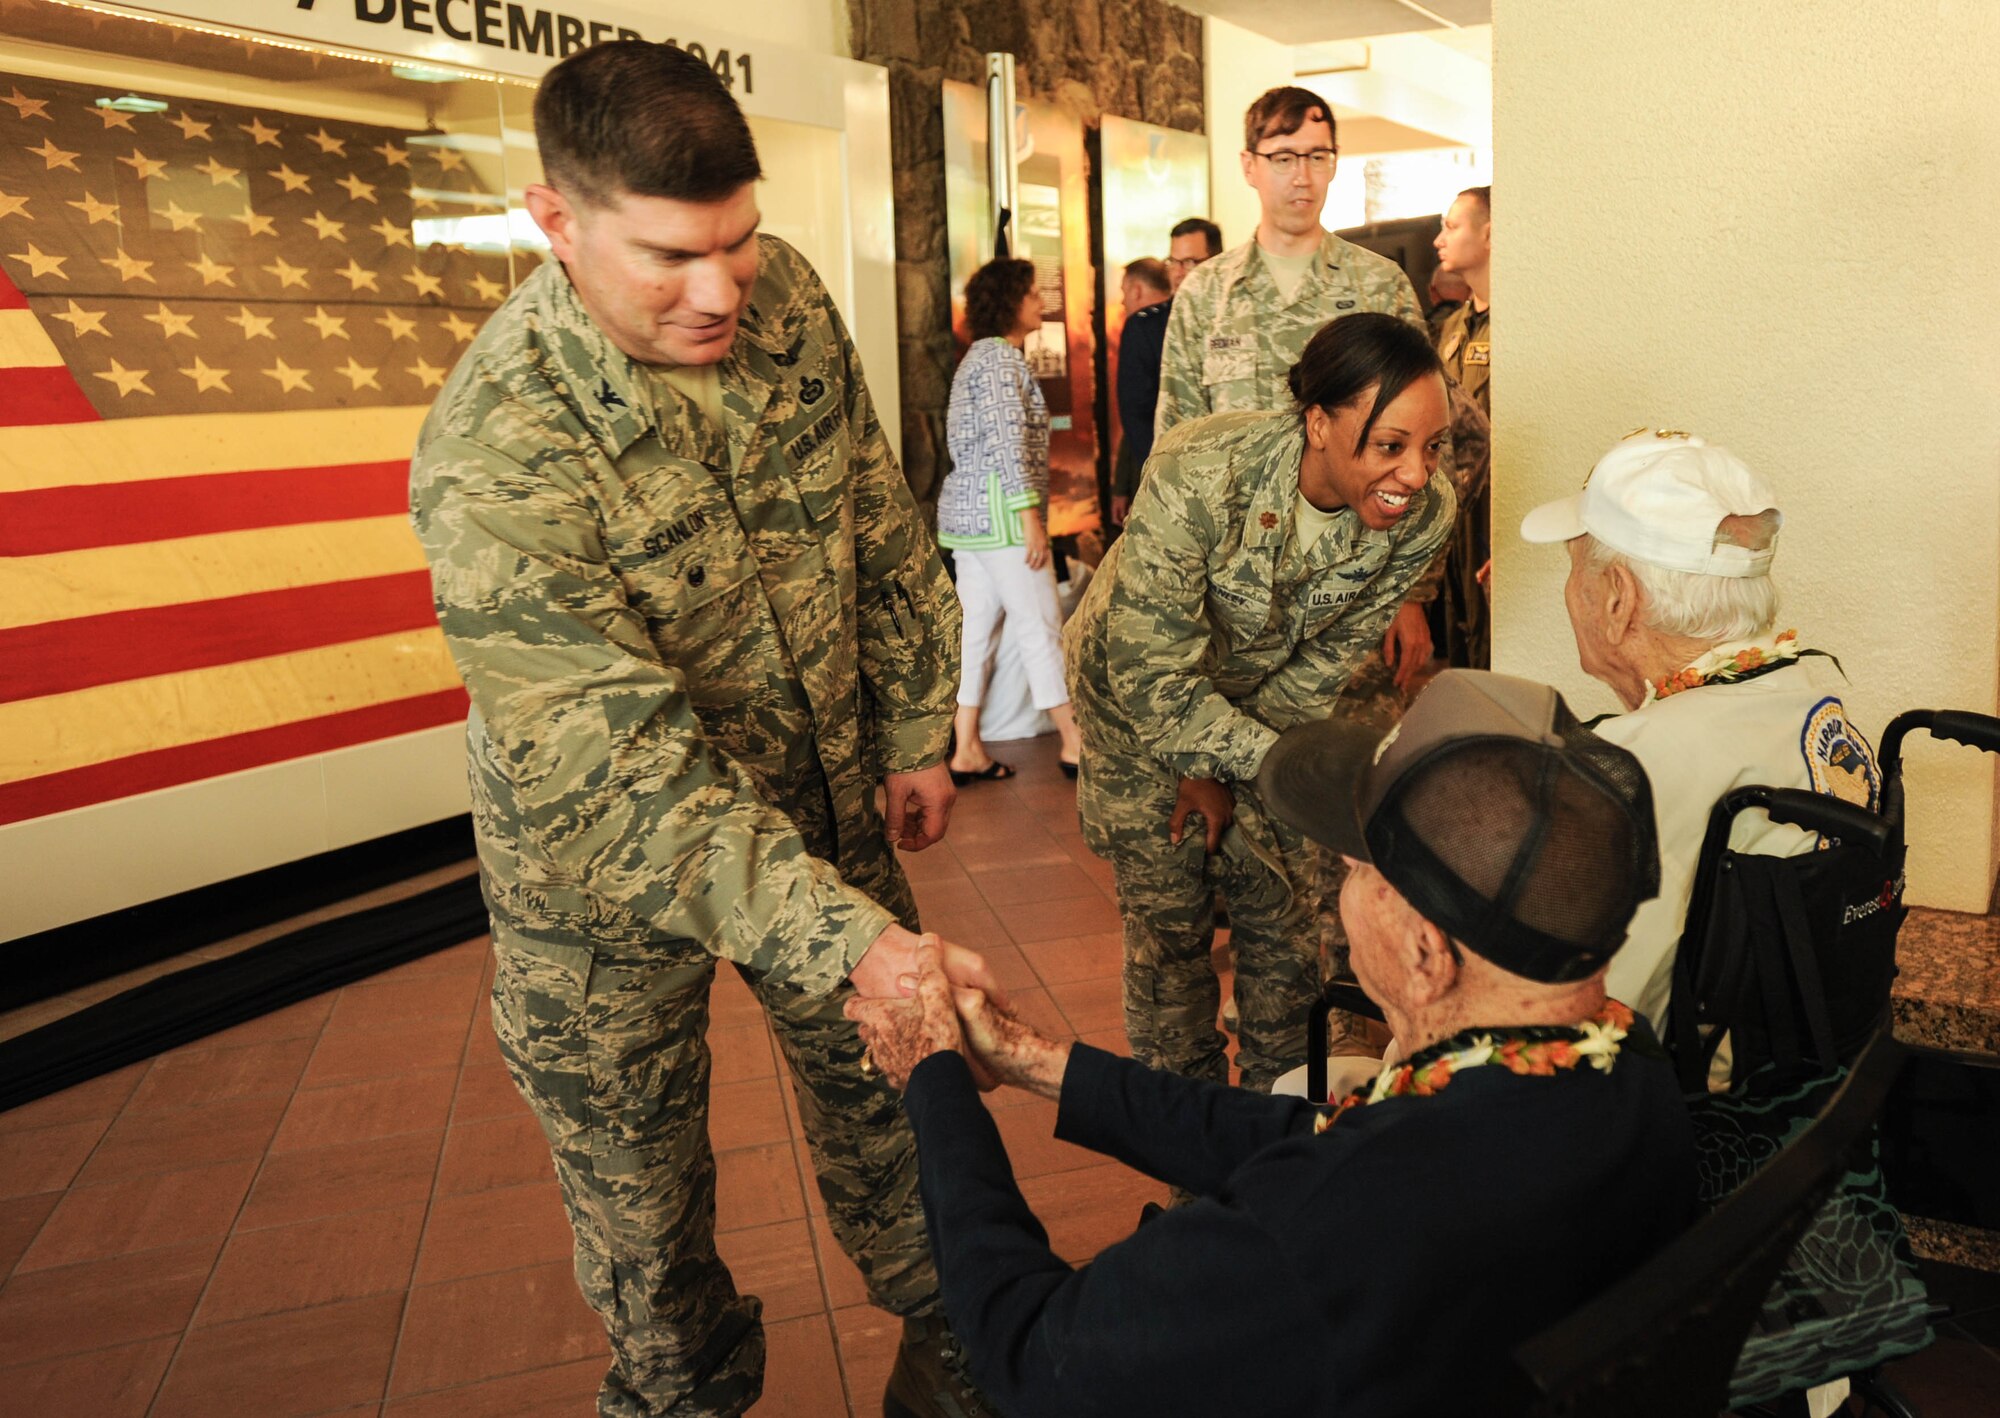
left=949, top=760, right=1015, bottom=785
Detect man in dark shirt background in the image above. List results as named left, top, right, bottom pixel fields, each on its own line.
left=1110, top=218, right=1221, bottom=527
left=1110, top=256, right=1172, bottom=527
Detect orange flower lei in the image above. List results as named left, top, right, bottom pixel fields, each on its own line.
left=1313, top=1000, right=1637, bottom=1133
left=1652, top=629, right=1801, bottom=702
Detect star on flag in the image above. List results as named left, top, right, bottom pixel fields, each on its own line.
left=67, top=192, right=119, bottom=224
left=225, top=306, right=276, bottom=340
left=262, top=356, right=311, bottom=391
left=142, top=302, right=197, bottom=339
left=49, top=300, right=110, bottom=337
left=4, top=86, right=52, bottom=121
left=28, top=138, right=81, bottom=172
left=9, top=242, right=67, bottom=278
left=95, top=358, right=153, bottom=396
left=115, top=149, right=167, bottom=180
left=178, top=356, right=232, bottom=392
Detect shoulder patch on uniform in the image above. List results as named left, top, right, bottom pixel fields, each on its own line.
left=1801, top=695, right=1881, bottom=814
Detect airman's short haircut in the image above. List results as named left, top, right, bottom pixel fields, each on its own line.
left=1244, top=85, right=1336, bottom=153
left=1123, top=258, right=1170, bottom=295
left=534, top=41, right=763, bottom=208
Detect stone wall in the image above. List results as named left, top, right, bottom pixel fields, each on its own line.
left=845, top=0, right=1204, bottom=507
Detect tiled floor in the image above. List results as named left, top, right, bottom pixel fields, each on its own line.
left=2, top=730, right=1996, bottom=1416
left=0, top=734, right=1171, bottom=1416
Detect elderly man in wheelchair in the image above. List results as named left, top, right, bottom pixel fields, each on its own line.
left=844, top=671, right=1700, bottom=1417
left=1520, top=427, right=1883, bottom=1044
left=1522, top=429, right=1933, bottom=1417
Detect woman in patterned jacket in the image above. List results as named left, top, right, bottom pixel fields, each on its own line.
left=937, top=257, right=1083, bottom=782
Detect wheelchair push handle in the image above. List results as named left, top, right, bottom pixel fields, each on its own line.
left=1880, top=709, right=2000, bottom=771
left=1718, top=786, right=1891, bottom=854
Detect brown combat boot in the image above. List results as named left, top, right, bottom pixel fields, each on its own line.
left=882, top=1314, right=996, bottom=1418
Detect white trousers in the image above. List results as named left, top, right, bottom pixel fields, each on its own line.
left=954, top=546, right=1069, bottom=711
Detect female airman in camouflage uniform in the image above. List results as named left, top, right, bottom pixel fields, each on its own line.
left=1065, top=314, right=1454, bottom=1092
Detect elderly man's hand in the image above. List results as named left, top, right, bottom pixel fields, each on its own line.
left=953, top=986, right=1072, bottom=1102
left=845, top=937, right=967, bottom=1090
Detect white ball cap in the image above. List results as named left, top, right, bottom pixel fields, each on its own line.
left=1519, top=429, right=1783, bottom=578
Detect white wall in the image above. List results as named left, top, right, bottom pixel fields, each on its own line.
left=1492, top=0, right=2000, bottom=910
left=1202, top=15, right=1295, bottom=251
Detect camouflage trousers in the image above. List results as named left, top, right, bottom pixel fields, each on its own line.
left=1079, top=750, right=1322, bottom=1092
left=485, top=831, right=938, bottom=1418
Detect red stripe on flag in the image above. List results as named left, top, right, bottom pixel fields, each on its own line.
left=0, top=687, right=469, bottom=826
left=0, top=267, right=27, bottom=310
left=0, top=366, right=101, bottom=425
left=0, top=570, right=441, bottom=704
left=0, top=459, right=412, bottom=555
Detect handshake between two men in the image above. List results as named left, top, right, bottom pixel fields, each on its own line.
left=846, top=935, right=1068, bottom=1100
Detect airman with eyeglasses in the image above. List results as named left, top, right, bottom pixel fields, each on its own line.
left=1252, top=146, right=1338, bottom=175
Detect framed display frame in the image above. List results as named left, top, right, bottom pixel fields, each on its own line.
left=941, top=78, right=1098, bottom=537
left=0, top=0, right=897, bottom=938
left=1098, top=113, right=1207, bottom=471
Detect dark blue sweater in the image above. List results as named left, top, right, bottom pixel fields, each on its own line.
left=1116, top=299, right=1172, bottom=468
left=903, top=1039, right=1697, bottom=1417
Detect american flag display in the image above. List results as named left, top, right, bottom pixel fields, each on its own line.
left=0, top=67, right=528, bottom=826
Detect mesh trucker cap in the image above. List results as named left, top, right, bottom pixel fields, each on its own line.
left=1519, top=428, right=1782, bottom=577
left=1257, top=670, right=1661, bottom=984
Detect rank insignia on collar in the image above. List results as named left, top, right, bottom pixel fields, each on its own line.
left=799, top=375, right=826, bottom=406
left=1260, top=511, right=1278, bottom=529
left=596, top=380, right=627, bottom=410
left=771, top=334, right=806, bottom=367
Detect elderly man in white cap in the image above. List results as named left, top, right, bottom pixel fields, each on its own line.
left=1521, top=429, right=1882, bottom=1037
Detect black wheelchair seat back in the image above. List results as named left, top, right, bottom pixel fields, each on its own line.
left=1669, top=785, right=1903, bottom=1095
left=1675, top=831, right=1906, bottom=1094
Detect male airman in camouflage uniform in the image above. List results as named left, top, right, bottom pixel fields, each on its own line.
left=1431, top=185, right=1495, bottom=668
left=1065, top=385, right=1454, bottom=1094
left=410, top=42, right=993, bottom=1418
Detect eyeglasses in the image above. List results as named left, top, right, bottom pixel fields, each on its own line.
left=1252, top=148, right=1336, bottom=175
left=1164, top=255, right=1210, bottom=270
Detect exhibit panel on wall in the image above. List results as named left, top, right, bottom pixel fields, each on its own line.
left=1098, top=113, right=1206, bottom=467
left=941, top=78, right=1098, bottom=537
left=0, top=0, right=897, bottom=940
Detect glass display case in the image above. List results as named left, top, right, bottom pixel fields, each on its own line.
left=0, top=0, right=895, bottom=938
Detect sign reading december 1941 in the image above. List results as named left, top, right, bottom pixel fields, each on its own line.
left=303, top=0, right=755, bottom=88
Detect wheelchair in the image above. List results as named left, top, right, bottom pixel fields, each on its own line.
left=1673, top=710, right=2000, bottom=1417
left=1301, top=707, right=2000, bottom=1416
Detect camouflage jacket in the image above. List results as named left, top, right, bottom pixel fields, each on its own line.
left=410, top=237, right=959, bottom=994
left=1436, top=299, right=1491, bottom=416
left=1153, top=231, right=1424, bottom=440
left=1065, top=410, right=1455, bottom=783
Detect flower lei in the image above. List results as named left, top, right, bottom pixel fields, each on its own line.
left=1313, top=1000, right=1637, bottom=1134
left=1651, top=628, right=1801, bottom=702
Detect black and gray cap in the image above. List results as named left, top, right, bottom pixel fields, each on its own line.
left=1257, top=670, right=1660, bottom=984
